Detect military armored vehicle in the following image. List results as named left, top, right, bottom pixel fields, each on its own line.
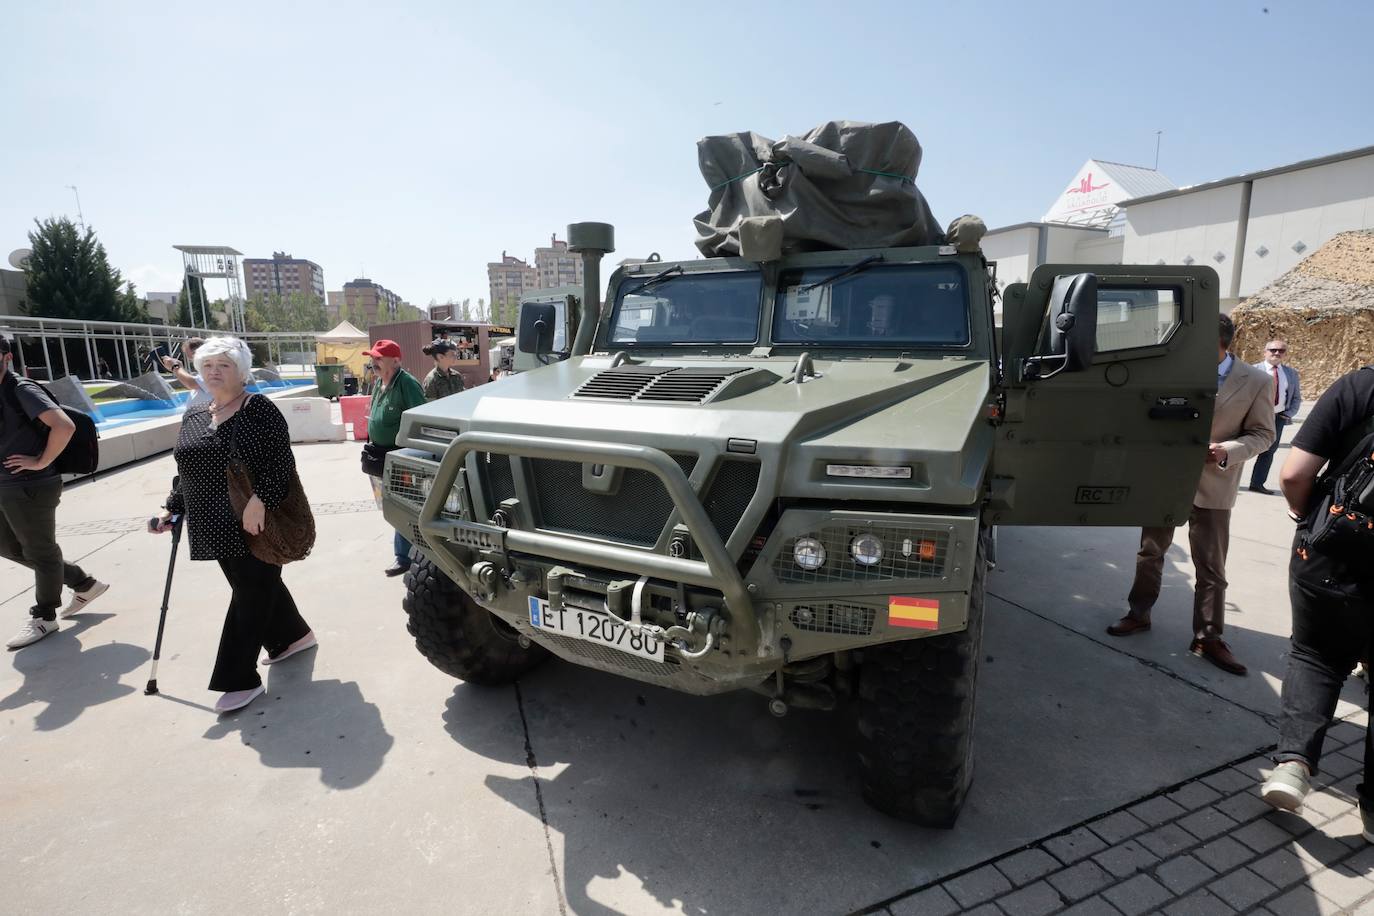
left=381, top=205, right=1218, bottom=828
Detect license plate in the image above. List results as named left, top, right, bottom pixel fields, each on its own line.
left=528, top=597, right=664, bottom=663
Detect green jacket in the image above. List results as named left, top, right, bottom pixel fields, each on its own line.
left=369, top=369, right=425, bottom=447
left=423, top=366, right=466, bottom=401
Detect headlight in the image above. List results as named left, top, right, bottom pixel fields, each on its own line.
left=419, top=476, right=462, bottom=514
left=793, top=536, right=826, bottom=570
left=850, top=533, right=883, bottom=566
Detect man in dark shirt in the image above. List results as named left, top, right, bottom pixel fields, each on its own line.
left=1261, top=365, right=1374, bottom=828
left=1, top=334, right=110, bottom=649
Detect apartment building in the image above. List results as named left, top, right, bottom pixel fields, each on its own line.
left=329, top=278, right=402, bottom=325
left=487, top=252, right=537, bottom=312
left=243, top=252, right=325, bottom=301
left=534, top=235, right=584, bottom=290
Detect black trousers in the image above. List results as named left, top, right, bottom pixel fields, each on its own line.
left=1275, top=557, right=1374, bottom=805
left=211, top=554, right=310, bottom=692
left=0, top=480, right=93, bottom=619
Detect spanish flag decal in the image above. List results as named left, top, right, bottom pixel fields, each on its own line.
left=888, top=596, right=940, bottom=630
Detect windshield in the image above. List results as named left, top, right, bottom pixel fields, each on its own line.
left=609, top=270, right=762, bottom=345
left=773, top=263, right=970, bottom=347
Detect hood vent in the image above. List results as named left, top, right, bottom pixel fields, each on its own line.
left=574, top=366, right=749, bottom=404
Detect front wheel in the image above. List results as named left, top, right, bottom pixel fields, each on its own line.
left=856, top=536, right=987, bottom=827
left=402, top=556, right=549, bottom=685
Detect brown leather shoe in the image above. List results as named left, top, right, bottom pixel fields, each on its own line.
left=1106, top=615, right=1151, bottom=637
left=1190, top=637, right=1247, bottom=676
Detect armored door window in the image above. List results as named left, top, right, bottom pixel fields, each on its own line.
left=1095, top=287, right=1182, bottom=353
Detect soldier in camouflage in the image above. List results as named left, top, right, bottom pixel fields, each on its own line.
left=421, top=339, right=466, bottom=401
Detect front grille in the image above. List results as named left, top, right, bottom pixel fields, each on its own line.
left=409, top=523, right=430, bottom=550
left=638, top=367, right=747, bottom=403
left=530, top=454, right=697, bottom=547
left=789, top=602, right=875, bottom=636
left=533, top=629, right=677, bottom=678
left=773, top=524, right=950, bottom=585
left=702, top=460, right=760, bottom=542
left=478, top=452, right=516, bottom=510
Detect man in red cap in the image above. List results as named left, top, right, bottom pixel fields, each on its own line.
left=364, top=339, right=427, bottom=576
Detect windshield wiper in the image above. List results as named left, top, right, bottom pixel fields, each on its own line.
left=622, top=264, right=685, bottom=298
left=798, top=255, right=884, bottom=293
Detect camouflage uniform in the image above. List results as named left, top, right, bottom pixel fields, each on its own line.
left=423, top=366, right=465, bottom=402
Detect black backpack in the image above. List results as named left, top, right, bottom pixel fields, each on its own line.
left=1, top=378, right=101, bottom=475
left=1302, top=367, right=1374, bottom=562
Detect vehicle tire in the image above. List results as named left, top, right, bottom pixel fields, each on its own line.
left=403, top=555, right=550, bottom=685
left=856, top=536, right=987, bottom=827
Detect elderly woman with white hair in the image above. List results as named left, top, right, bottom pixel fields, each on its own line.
left=150, top=336, right=315, bottom=713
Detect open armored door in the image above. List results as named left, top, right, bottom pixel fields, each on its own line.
left=988, top=264, right=1220, bottom=527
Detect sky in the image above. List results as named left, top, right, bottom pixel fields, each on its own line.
left=2, top=0, right=1371, bottom=311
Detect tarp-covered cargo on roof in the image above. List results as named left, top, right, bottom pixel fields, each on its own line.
left=693, top=120, right=944, bottom=258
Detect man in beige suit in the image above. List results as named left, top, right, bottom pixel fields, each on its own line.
left=1107, top=315, right=1275, bottom=675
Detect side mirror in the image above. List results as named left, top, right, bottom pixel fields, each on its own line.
left=1024, top=273, right=1098, bottom=380
left=518, top=303, right=557, bottom=358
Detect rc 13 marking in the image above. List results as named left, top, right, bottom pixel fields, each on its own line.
left=1075, top=485, right=1130, bottom=505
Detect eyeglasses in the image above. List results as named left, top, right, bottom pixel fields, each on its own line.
left=1266, top=348, right=1287, bottom=354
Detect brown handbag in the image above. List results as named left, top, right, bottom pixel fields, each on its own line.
left=225, top=395, right=316, bottom=565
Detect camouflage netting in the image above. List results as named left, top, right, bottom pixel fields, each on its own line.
left=1232, top=230, right=1374, bottom=396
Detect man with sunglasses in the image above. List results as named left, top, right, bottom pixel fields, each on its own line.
left=1249, top=339, right=1302, bottom=495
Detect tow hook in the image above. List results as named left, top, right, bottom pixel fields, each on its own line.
left=471, top=561, right=499, bottom=603
left=661, top=607, right=718, bottom=660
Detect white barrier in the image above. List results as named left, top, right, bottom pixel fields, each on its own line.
left=277, top=397, right=345, bottom=442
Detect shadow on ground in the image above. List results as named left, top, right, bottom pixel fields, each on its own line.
left=0, top=614, right=147, bottom=730
left=202, top=651, right=394, bottom=790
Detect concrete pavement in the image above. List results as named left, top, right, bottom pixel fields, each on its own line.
left=0, top=432, right=1368, bottom=915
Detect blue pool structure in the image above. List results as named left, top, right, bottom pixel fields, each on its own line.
left=92, top=378, right=314, bottom=431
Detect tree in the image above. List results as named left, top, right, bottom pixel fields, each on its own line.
left=458, top=298, right=472, bottom=321
left=119, top=282, right=151, bottom=323
left=176, top=271, right=210, bottom=328
left=23, top=217, right=124, bottom=320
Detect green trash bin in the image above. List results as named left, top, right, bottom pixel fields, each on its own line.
left=315, top=363, right=345, bottom=400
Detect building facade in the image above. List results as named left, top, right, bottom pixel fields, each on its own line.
left=487, top=253, right=537, bottom=313
left=534, top=235, right=584, bottom=290
left=329, top=278, right=402, bottom=326
left=0, top=268, right=27, bottom=317
left=243, top=252, right=325, bottom=301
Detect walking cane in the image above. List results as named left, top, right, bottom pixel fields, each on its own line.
left=144, top=514, right=184, bottom=696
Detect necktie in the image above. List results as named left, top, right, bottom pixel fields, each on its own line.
left=1273, top=368, right=1280, bottom=406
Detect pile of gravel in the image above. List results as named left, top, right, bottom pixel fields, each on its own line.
left=1232, top=230, right=1374, bottom=395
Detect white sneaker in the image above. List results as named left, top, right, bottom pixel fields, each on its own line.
left=61, top=580, right=109, bottom=619
left=1261, top=761, right=1311, bottom=813
left=214, top=685, right=266, bottom=714
left=261, top=631, right=317, bottom=666
left=7, top=619, right=59, bottom=650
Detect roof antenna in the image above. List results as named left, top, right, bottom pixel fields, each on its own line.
left=1154, top=130, right=1163, bottom=170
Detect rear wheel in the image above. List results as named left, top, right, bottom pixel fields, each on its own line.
left=402, top=556, right=549, bottom=685
left=856, top=536, right=987, bottom=827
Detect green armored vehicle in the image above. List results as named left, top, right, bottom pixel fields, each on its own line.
left=381, top=135, right=1219, bottom=826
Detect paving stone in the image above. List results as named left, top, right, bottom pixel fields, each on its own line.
left=960, top=905, right=1002, bottom=916
left=1267, top=885, right=1342, bottom=916
left=1215, top=789, right=1274, bottom=825
left=888, top=885, right=959, bottom=916
left=1059, top=898, right=1122, bottom=916
left=943, top=864, right=1012, bottom=908
left=1139, top=823, right=1199, bottom=858
left=1101, top=873, right=1172, bottom=916
left=1305, top=789, right=1356, bottom=820
left=1271, top=805, right=1328, bottom=838
left=1292, top=830, right=1357, bottom=869
left=1130, top=795, right=1189, bottom=826
left=1154, top=853, right=1216, bottom=895
left=1326, top=721, right=1366, bottom=747
left=1178, top=807, right=1238, bottom=842
left=1346, top=709, right=1370, bottom=727
left=1202, top=766, right=1259, bottom=794
left=1251, top=848, right=1319, bottom=889
left=1234, top=817, right=1298, bottom=854
left=1048, top=860, right=1113, bottom=903
left=1345, top=844, right=1374, bottom=873
left=1357, top=896, right=1374, bottom=915
left=1310, top=865, right=1374, bottom=908
left=1232, top=755, right=1278, bottom=779
left=1167, top=782, right=1224, bottom=809
left=1327, top=811, right=1370, bottom=847
left=1194, top=836, right=1256, bottom=874
left=1209, top=866, right=1278, bottom=911
left=1089, top=810, right=1150, bottom=845
left=995, top=848, right=1061, bottom=888
left=1323, top=751, right=1364, bottom=779
left=995, top=880, right=1064, bottom=916
left=1044, top=827, right=1109, bottom=866
left=1163, top=889, right=1236, bottom=916
left=1093, top=840, right=1158, bottom=879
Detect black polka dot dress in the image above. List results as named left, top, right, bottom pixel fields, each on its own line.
left=165, top=394, right=295, bottom=561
